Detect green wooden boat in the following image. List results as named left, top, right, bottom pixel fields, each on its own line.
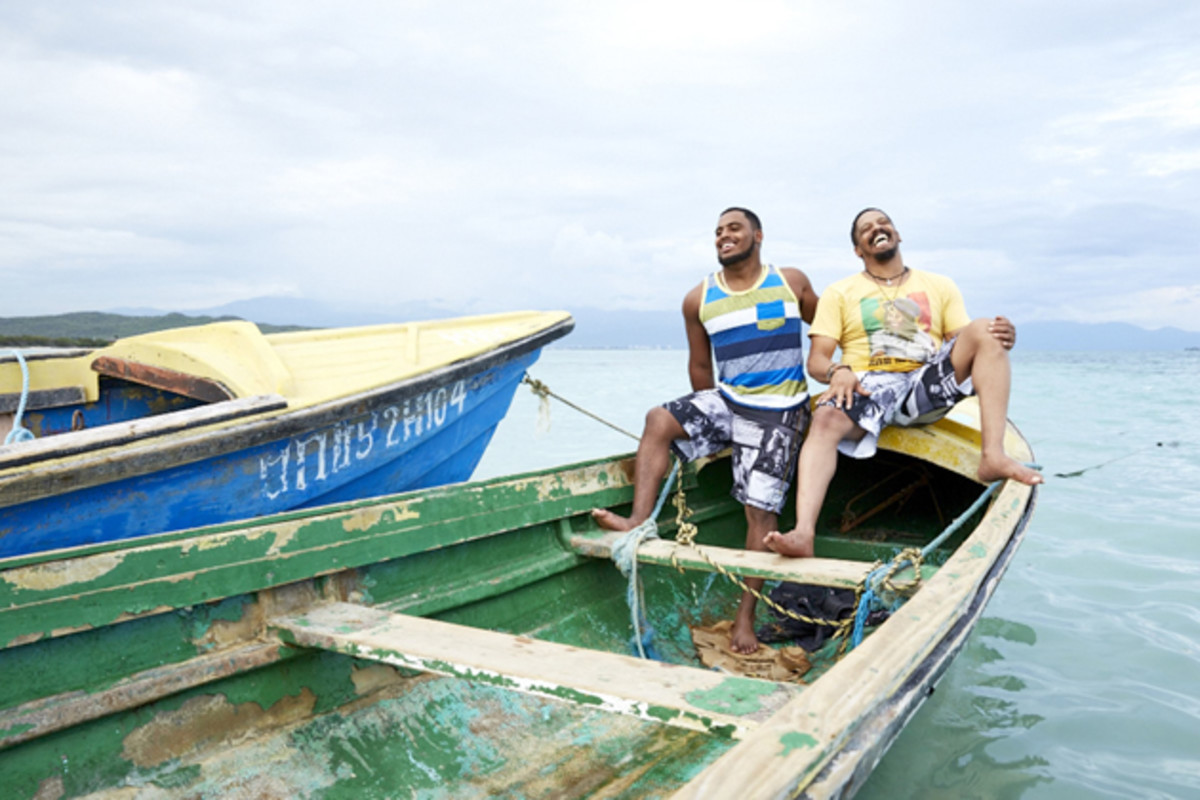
left=0, top=398, right=1036, bottom=799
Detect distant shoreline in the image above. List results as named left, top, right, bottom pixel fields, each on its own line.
left=2, top=311, right=1199, bottom=352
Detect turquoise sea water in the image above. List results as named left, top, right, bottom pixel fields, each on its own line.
left=476, top=348, right=1200, bottom=799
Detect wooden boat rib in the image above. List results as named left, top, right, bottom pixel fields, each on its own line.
left=0, top=398, right=1037, bottom=799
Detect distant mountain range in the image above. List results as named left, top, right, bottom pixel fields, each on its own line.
left=2, top=298, right=1199, bottom=351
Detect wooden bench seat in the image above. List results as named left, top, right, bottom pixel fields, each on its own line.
left=565, top=531, right=931, bottom=589
left=270, top=601, right=801, bottom=739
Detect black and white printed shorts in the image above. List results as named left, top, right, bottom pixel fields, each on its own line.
left=827, top=340, right=974, bottom=459
left=664, top=389, right=811, bottom=514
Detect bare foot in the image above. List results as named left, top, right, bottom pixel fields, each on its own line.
left=978, top=453, right=1043, bottom=486
left=591, top=508, right=640, bottom=532
left=763, top=529, right=815, bottom=558
left=729, top=615, right=760, bottom=654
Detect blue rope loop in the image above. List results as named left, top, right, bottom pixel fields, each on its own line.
left=4, top=350, right=35, bottom=445
left=612, top=459, right=681, bottom=659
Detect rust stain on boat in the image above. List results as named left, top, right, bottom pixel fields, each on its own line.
left=121, top=689, right=317, bottom=768
left=0, top=552, right=126, bottom=591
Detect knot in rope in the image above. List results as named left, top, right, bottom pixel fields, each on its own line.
left=521, top=373, right=640, bottom=441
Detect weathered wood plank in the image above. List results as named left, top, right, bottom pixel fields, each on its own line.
left=566, top=531, right=932, bottom=589
left=0, top=387, right=88, bottom=415
left=271, top=601, right=800, bottom=740
left=91, top=355, right=236, bottom=403
left=0, top=641, right=286, bottom=749
left=0, top=393, right=287, bottom=469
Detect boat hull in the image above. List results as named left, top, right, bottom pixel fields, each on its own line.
left=0, top=317, right=571, bottom=557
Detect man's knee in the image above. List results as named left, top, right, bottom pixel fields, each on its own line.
left=810, top=405, right=854, bottom=439
left=957, top=318, right=1002, bottom=350
left=950, top=319, right=1005, bottom=375
left=644, top=406, right=683, bottom=440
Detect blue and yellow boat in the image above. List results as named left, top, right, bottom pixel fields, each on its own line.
left=0, top=311, right=572, bottom=557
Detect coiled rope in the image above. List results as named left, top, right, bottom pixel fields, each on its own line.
left=3, top=351, right=36, bottom=445
left=610, top=460, right=681, bottom=659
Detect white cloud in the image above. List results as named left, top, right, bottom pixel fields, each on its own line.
left=1, top=2, right=1199, bottom=330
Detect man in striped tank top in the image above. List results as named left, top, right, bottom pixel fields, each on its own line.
left=593, top=207, right=819, bottom=654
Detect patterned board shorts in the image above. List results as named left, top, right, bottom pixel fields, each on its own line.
left=826, top=340, right=974, bottom=459
left=664, top=389, right=811, bottom=514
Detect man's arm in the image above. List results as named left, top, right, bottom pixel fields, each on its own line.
left=807, top=334, right=867, bottom=408
left=781, top=267, right=820, bottom=324
left=683, top=284, right=714, bottom=391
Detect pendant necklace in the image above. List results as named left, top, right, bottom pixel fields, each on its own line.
left=865, top=266, right=908, bottom=305
left=865, top=266, right=908, bottom=287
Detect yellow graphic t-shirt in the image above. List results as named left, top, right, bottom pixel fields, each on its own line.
left=809, top=269, right=971, bottom=373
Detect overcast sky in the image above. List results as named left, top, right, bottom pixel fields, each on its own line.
left=3, top=2, right=1198, bottom=331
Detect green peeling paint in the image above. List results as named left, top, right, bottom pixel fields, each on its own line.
left=685, top=677, right=774, bottom=716
left=0, top=722, right=34, bottom=738
left=779, top=731, right=819, bottom=756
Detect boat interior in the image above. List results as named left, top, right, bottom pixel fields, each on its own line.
left=0, top=441, right=999, bottom=798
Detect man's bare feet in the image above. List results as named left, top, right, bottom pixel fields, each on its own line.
left=591, top=508, right=641, bottom=532
left=978, top=453, right=1043, bottom=486
left=763, top=529, right=815, bottom=558
left=729, top=615, right=759, bottom=654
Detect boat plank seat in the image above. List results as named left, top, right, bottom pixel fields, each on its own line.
left=566, top=531, right=931, bottom=589
left=91, top=355, right=235, bottom=403
left=270, top=601, right=800, bottom=739
left=0, top=394, right=288, bottom=469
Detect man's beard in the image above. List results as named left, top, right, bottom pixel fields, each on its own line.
left=718, top=244, right=754, bottom=267
left=873, top=246, right=899, bottom=263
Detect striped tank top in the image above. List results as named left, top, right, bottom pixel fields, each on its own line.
left=699, top=264, right=808, bottom=410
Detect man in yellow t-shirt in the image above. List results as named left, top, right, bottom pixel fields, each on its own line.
left=764, top=208, right=1043, bottom=559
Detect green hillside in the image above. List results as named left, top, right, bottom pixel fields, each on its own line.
left=0, top=312, right=306, bottom=348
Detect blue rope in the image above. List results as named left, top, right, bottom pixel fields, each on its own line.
left=612, top=459, right=681, bottom=659
left=845, top=468, right=1041, bottom=651
left=4, top=350, right=35, bottom=445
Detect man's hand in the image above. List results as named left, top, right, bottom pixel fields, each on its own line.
left=988, top=316, right=1017, bottom=350
left=817, top=368, right=870, bottom=410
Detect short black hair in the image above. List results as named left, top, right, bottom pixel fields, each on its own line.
left=850, top=207, right=887, bottom=245
left=720, top=207, right=762, bottom=232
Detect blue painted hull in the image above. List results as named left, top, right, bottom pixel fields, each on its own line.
left=0, top=351, right=542, bottom=558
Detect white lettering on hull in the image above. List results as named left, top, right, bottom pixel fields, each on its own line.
left=259, top=379, right=468, bottom=500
